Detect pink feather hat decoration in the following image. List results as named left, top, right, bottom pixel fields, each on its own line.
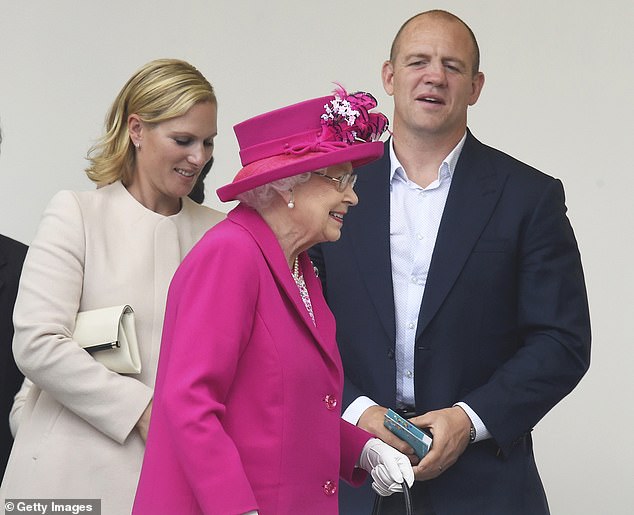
left=217, top=85, right=389, bottom=202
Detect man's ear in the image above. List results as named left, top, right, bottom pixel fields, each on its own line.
left=382, top=60, right=395, bottom=97
left=469, top=72, right=485, bottom=106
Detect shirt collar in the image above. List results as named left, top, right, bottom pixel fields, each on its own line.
left=389, top=132, right=468, bottom=184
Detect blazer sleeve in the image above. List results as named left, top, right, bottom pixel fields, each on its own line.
left=12, top=191, right=153, bottom=444
left=157, top=235, right=260, bottom=514
left=463, top=179, right=591, bottom=453
left=339, top=419, right=371, bottom=486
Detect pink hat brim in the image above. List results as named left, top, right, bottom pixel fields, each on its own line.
left=216, top=141, right=384, bottom=202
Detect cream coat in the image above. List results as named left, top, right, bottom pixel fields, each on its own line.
left=0, top=181, right=223, bottom=514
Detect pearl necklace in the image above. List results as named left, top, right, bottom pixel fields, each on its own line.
left=292, top=256, right=315, bottom=325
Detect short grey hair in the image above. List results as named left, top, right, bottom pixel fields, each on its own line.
left=237, top=172, right=313, bottom=210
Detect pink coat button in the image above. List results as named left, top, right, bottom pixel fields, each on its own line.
left=323, top=394, right=337, bottom=410
left=323, top=480, right=337, bottom=496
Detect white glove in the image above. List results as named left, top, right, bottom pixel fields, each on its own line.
left=358, top=438, right=415, bottom=497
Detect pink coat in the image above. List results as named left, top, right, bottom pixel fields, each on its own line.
left=133, top=204, right=371, bottom=515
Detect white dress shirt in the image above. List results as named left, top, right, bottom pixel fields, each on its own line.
left=343, top=135, right=491, bottom=442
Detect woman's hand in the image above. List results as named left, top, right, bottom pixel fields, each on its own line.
left=358, top=438, right=415, bottom=496
left=136, top=401, right=153, bottom=442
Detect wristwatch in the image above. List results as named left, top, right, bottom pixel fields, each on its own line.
left=469, top=425, right=476, bottom=443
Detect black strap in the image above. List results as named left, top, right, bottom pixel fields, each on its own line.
left=371, top=481, right=413, bottom=515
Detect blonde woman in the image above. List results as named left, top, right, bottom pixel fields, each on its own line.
left=1, top=59, right=224, bottom=513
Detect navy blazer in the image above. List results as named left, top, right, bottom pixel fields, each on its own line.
left=0, top=234, right=27, bottom=476
left=310, top=132, right=591, bottom=515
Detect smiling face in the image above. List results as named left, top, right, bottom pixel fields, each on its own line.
left=292, top=162, right=358, bottom=248
left=127, top=101, right=217, bottom=215
left=382, top=13, right=484, bottom=145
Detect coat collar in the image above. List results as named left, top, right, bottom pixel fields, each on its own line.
left=226, top=204, right=341, bottom=368
left=415, top=130, right=508, bottom=337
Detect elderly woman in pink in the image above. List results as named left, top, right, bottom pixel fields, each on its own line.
left=133, top=88, right=414, bottom=514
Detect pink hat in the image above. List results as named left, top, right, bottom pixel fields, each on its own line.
left=217, top=86, right=389, bottom=202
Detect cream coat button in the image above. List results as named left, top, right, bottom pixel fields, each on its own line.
left=323, top=394, right=337, bottom=410
left=323, top=480, right=337, bottom=496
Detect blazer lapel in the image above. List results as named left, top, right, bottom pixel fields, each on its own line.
left=227, top=205, right=340, bottom=366
left=344, top=145, right=396, bottom=344
left=416, top=131, right=508, bottom=337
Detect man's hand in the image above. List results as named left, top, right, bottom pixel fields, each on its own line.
left=358, top=405, right=419, bottom=464
left=410, top=406, right=471, bottom=481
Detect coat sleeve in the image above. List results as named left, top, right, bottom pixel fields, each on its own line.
left=9, top=377, right=32, bottom=437
left=339, top=419, right=371, bottom=486
left=12, top=191, right=153, bottom=444
left=463, top=179, right=591, bottom=454
left=156, top=234, right=260, bottom=514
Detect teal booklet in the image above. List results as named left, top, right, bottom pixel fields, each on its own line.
left=384, top=408, right=433, bottom=459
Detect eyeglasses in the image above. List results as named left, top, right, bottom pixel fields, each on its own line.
left=313, top=171, right=358, bottom=192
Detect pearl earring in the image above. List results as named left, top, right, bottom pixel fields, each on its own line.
left=287, top=189, right=295, bottom=209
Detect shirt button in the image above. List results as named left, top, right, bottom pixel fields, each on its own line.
left=323, top=394, right=338, bottom=410
left=408, top=322, right=415, bottom=329
left=405, top=370, right=413, bottom=378
left=323, top=480, right=337, bottom=496
left=417, top=233, right=424, bottom=240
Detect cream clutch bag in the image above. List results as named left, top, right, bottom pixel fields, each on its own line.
left=74, top=305, right=142, bottom=374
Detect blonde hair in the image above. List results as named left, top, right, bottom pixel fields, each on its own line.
left=85, top=58, right=216, bottom=186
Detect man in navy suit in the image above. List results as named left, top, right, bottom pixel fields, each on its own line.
left=310, top=10, right=591, bottom=514
left=0, top=126, right=28, bottom=475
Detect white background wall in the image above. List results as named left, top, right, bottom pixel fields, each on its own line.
left=1, top=1, right=632, bottom=512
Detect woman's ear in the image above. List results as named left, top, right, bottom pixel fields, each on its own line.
left=127, top=114, right=143, bottom=147
left=274, top=188, right=295, bottom=209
